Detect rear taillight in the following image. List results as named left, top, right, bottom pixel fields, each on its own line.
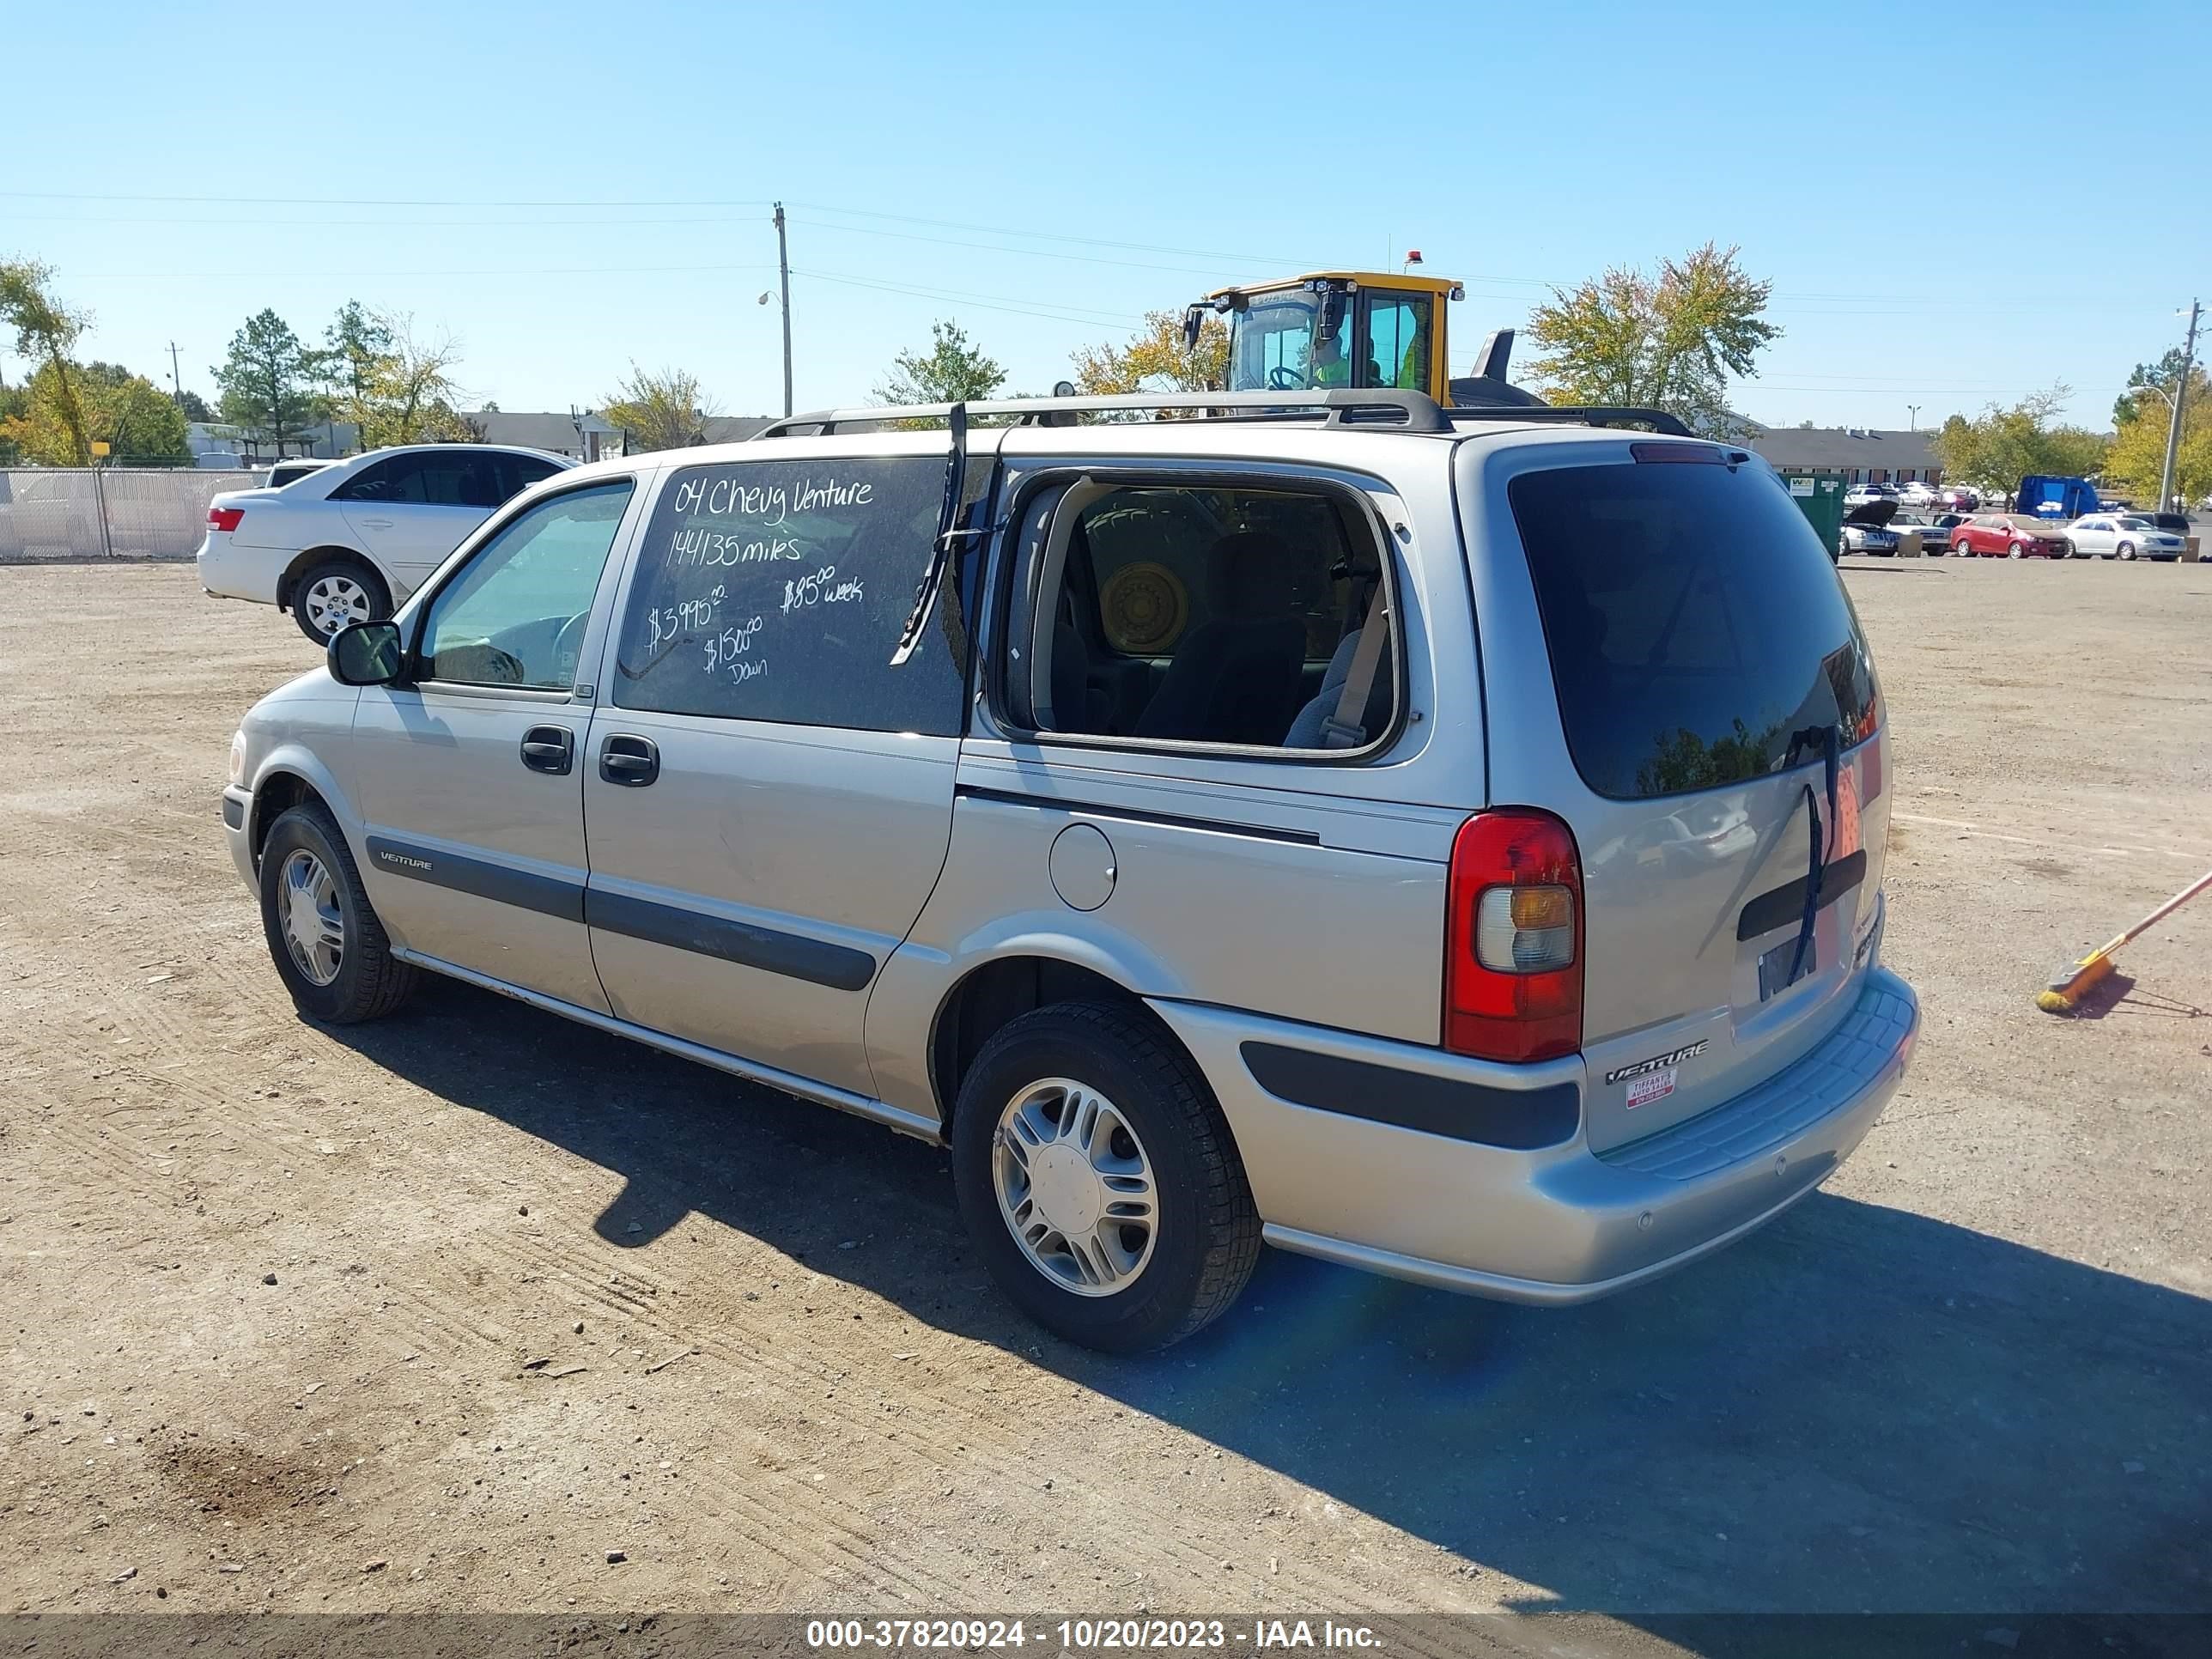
left=208, top=507, right=244, bottom=533
left=1445, top=810, right=1584, bottom=1062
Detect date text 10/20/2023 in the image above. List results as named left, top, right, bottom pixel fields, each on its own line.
left=803, top=1619, right=1385, bottom=1650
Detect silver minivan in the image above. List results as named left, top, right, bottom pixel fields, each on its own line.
left=222, top=390, right=1918, bottom=1352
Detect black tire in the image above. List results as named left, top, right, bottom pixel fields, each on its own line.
left=2008, top=542, right=2025, bottom=559
left=291, top=556, right=390, bottom=646
left=258, top=804, right=417, bottom=1024
left=2117, top=542, right=2136, bottom=562
left=951, top=1001, right=1260, bottom=1352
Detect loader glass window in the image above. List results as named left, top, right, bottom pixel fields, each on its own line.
left=1364, top=294, right=1432, bottom=391
left=1232, top=293, right=1323, bottom=391
left=1028, top=483, right=1394, bottom=751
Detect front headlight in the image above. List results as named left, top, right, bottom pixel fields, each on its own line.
left=228, top=729, right=246, bottom=787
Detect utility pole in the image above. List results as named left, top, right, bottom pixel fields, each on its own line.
left=167, top=341, right=183, bottom=404
left=1907, top=404, right=1920, bottom=433
left=773, top=203, right=793, bottom=419
left=2156, top=298, right=2199, bottom=515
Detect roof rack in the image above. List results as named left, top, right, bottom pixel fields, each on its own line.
left=753, top=388, right=1455, bottom=439
left=750, top=389, right=1696, bottom=441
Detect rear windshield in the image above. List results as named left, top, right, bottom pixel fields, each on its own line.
left=1508, top=460, right=1880, bottom=800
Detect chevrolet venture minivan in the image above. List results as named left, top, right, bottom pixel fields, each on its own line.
left=221, top=388, right=1918, bottom=1352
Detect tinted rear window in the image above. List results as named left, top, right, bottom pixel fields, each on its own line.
left=1508, top=461, right=1879, bottom=800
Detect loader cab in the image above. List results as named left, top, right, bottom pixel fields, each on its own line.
left=1188, top=271, right=1543, bottom=409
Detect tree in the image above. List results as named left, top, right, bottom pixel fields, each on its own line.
left=213, top=309, right=316, bottom=457
left=601, top=364, right=720, bottom=453
left=2101, top=373, right=2212, bottom=506
left=2, top=361, right=190, bottom=466
left=1930, top=386, right=2109, bottom=499
left=1525, top=242, right=1779, bottom=438
left=1071, top=308, right=1230, bottom=400
left=362, top=314, right=470, bottom=446
left=2112, top=349, right=2197, bottom=428
left=314, top=300, right=396, bottom=423
left=174, top=388, right=212, bottom=422
left=0, top=260, right=92, bottom=465
left=874, top=320, right=1005, bottom=407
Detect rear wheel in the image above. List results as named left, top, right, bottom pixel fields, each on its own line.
left=292, top=557, right=389, bottom=646
left=951, top=1002, right=1259, bottom=1352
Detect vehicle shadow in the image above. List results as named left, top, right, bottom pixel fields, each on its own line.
left=325, top=978, right=2212, bottom=1623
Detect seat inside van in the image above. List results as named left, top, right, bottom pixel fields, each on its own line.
left=1033, top=484, right=1393, bottom=750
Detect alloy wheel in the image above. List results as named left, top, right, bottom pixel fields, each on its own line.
left=992, top=1078, right=1158, bottom=1297
left=278, top=848, right=344, bottom=987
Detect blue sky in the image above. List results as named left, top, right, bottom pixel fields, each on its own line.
left=6, top=0, right=2205, bottom=429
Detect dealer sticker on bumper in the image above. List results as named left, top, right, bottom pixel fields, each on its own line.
left=1626, top=1068, right=1677, bottom=1109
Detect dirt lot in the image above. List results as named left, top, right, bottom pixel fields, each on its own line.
left=2, top=560, right=2208, bottom=1642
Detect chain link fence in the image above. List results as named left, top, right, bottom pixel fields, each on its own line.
left=0, top=468, right=264, bottom=561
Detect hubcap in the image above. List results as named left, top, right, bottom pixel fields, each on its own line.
left=992, top=1078, right=1158, bottom=1297
left=278, top=849, right=344, bottom=986
left=303, top=574, right=370, bottom=637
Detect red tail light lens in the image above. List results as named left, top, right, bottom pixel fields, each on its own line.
left=1445, top=810, right=1584, bottom=1062
left=208, top=507, right=244, bottom=533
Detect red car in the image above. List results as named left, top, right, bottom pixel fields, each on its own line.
left=1949, top=513, right=2073, bottom=558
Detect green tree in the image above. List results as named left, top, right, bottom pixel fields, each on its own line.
left=1930, top=386, right=2109, bottom=500
left=354, top=313, right=470, bottom=446
left=314, top=300, right=396, bottom=425
left=1525, top=242, right=1778, bottom=438
left=874, top=320, right=1005, bottom=408
left=1071, top=308, right=1230, bottom=398
left=601, top=364, right=720, bottom=453
left=2101, top=375, right=2212, bottom=506
left=2112, top=349, right=2197, bottom=428
left=213, top=308, right=316, bottom=457
left=3, top=361, right=189, bottom=466
left=174, top=388, right=212, bottom=422
left=0, top=260, right=93, bottom=465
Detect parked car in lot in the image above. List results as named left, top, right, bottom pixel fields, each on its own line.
left=1895, top=480, right=1938, bottom=507
left=1892, top=511, right=1965, bottom=555
left=264, top=458, right=335, bottom=489
left=1936, top=487, right=1980, bottom=512
left=1951, top=513, right=2072, bottom=558
left=198, top=444, right=574, bottom=643
left=1843, top=482, right=1900, bottom=509
left=1838, top=499, right=1901, bottom=556
left=2066, top=514, right=2190, bottom=561
left=219, top=387, right=1917, bottom=1351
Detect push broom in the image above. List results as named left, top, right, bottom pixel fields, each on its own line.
left=2037, top=864, right=2212, bottom=1013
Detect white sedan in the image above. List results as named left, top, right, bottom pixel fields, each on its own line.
left=197, top=444, right=573, bottom=642
left=2064, top=514, right=2190, bottom=562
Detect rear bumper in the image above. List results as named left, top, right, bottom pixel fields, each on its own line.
left=196, top=534, right=282, bottom=605
left=1153, top=963, right=1918, bottom=1305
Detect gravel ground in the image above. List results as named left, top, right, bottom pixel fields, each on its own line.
left=0, top=560, right=2206, bottom=1644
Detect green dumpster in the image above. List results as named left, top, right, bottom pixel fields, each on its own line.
left=1778, top=470, right=1848, bottom=555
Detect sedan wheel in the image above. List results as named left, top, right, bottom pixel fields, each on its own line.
left=292, top=558, right=391, bottom=647
left=2118, top=542, right=2136, bottom=562
left=2008, top=543, right=2025, bottom=559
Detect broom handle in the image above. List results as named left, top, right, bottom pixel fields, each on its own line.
left=2093, top=865, right=2212, bottom=958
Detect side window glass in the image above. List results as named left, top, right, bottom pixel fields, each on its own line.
left=334, top=456, right=406, bottom=502
left=418, top=481, right=635, bottom=689
left=611, top=457, right=963, bottom=736
left=1031, top=483, right=1392, bottom=751
left=1364, top=294, right=1433, bottom=391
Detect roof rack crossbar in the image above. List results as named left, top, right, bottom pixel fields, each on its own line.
left=751, top=387, right=1455, bottom=440
left=1443, top=404, right=1695, bottom=437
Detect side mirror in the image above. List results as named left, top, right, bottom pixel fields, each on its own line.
left=328, top=620, right=404, bottom=686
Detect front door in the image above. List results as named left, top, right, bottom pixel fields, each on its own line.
left=333, top=449, right=506, bottom=597
left=350, top=476, right=641, bottom=1010
left=580, top=447, right=976, bottom=1099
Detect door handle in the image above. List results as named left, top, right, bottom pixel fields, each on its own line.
left=599, top=733, right=659, bottom=787
left=358, top=517, right=394, bottom=529
left=520, top=725, right=574, bottom=775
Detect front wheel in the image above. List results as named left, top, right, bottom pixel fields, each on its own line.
left=258, top=805, right=417, bottom=1024
left=2118, top=542, right=2136, bottom=562
left=292, top=558, right=390, bottom=646
left=951, top=1002, right=1259, bottom=1352
left=2008, top=543, right=2025, bottom=559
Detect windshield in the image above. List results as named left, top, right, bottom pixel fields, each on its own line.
left=1229, top=292, right=1328, bottom=392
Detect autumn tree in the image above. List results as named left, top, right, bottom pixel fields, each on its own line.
left=1930, top=386, right=2109, bottom=500
left=2101, top=370, right=2212, bottom=506
left=1071, top=308, right=1230, bottom=398
left=874, top=320, right=1005, bottom=407
left=601, top=364, right=720, bottom=453
left=1525, top=242, right=1778, bottom=437
left=0, top=260, right=92, bottom=465
left=213, top=308, right=316, bottom=457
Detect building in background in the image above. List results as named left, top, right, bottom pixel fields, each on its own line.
left=1747, top=426, right=1944, bottom=487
